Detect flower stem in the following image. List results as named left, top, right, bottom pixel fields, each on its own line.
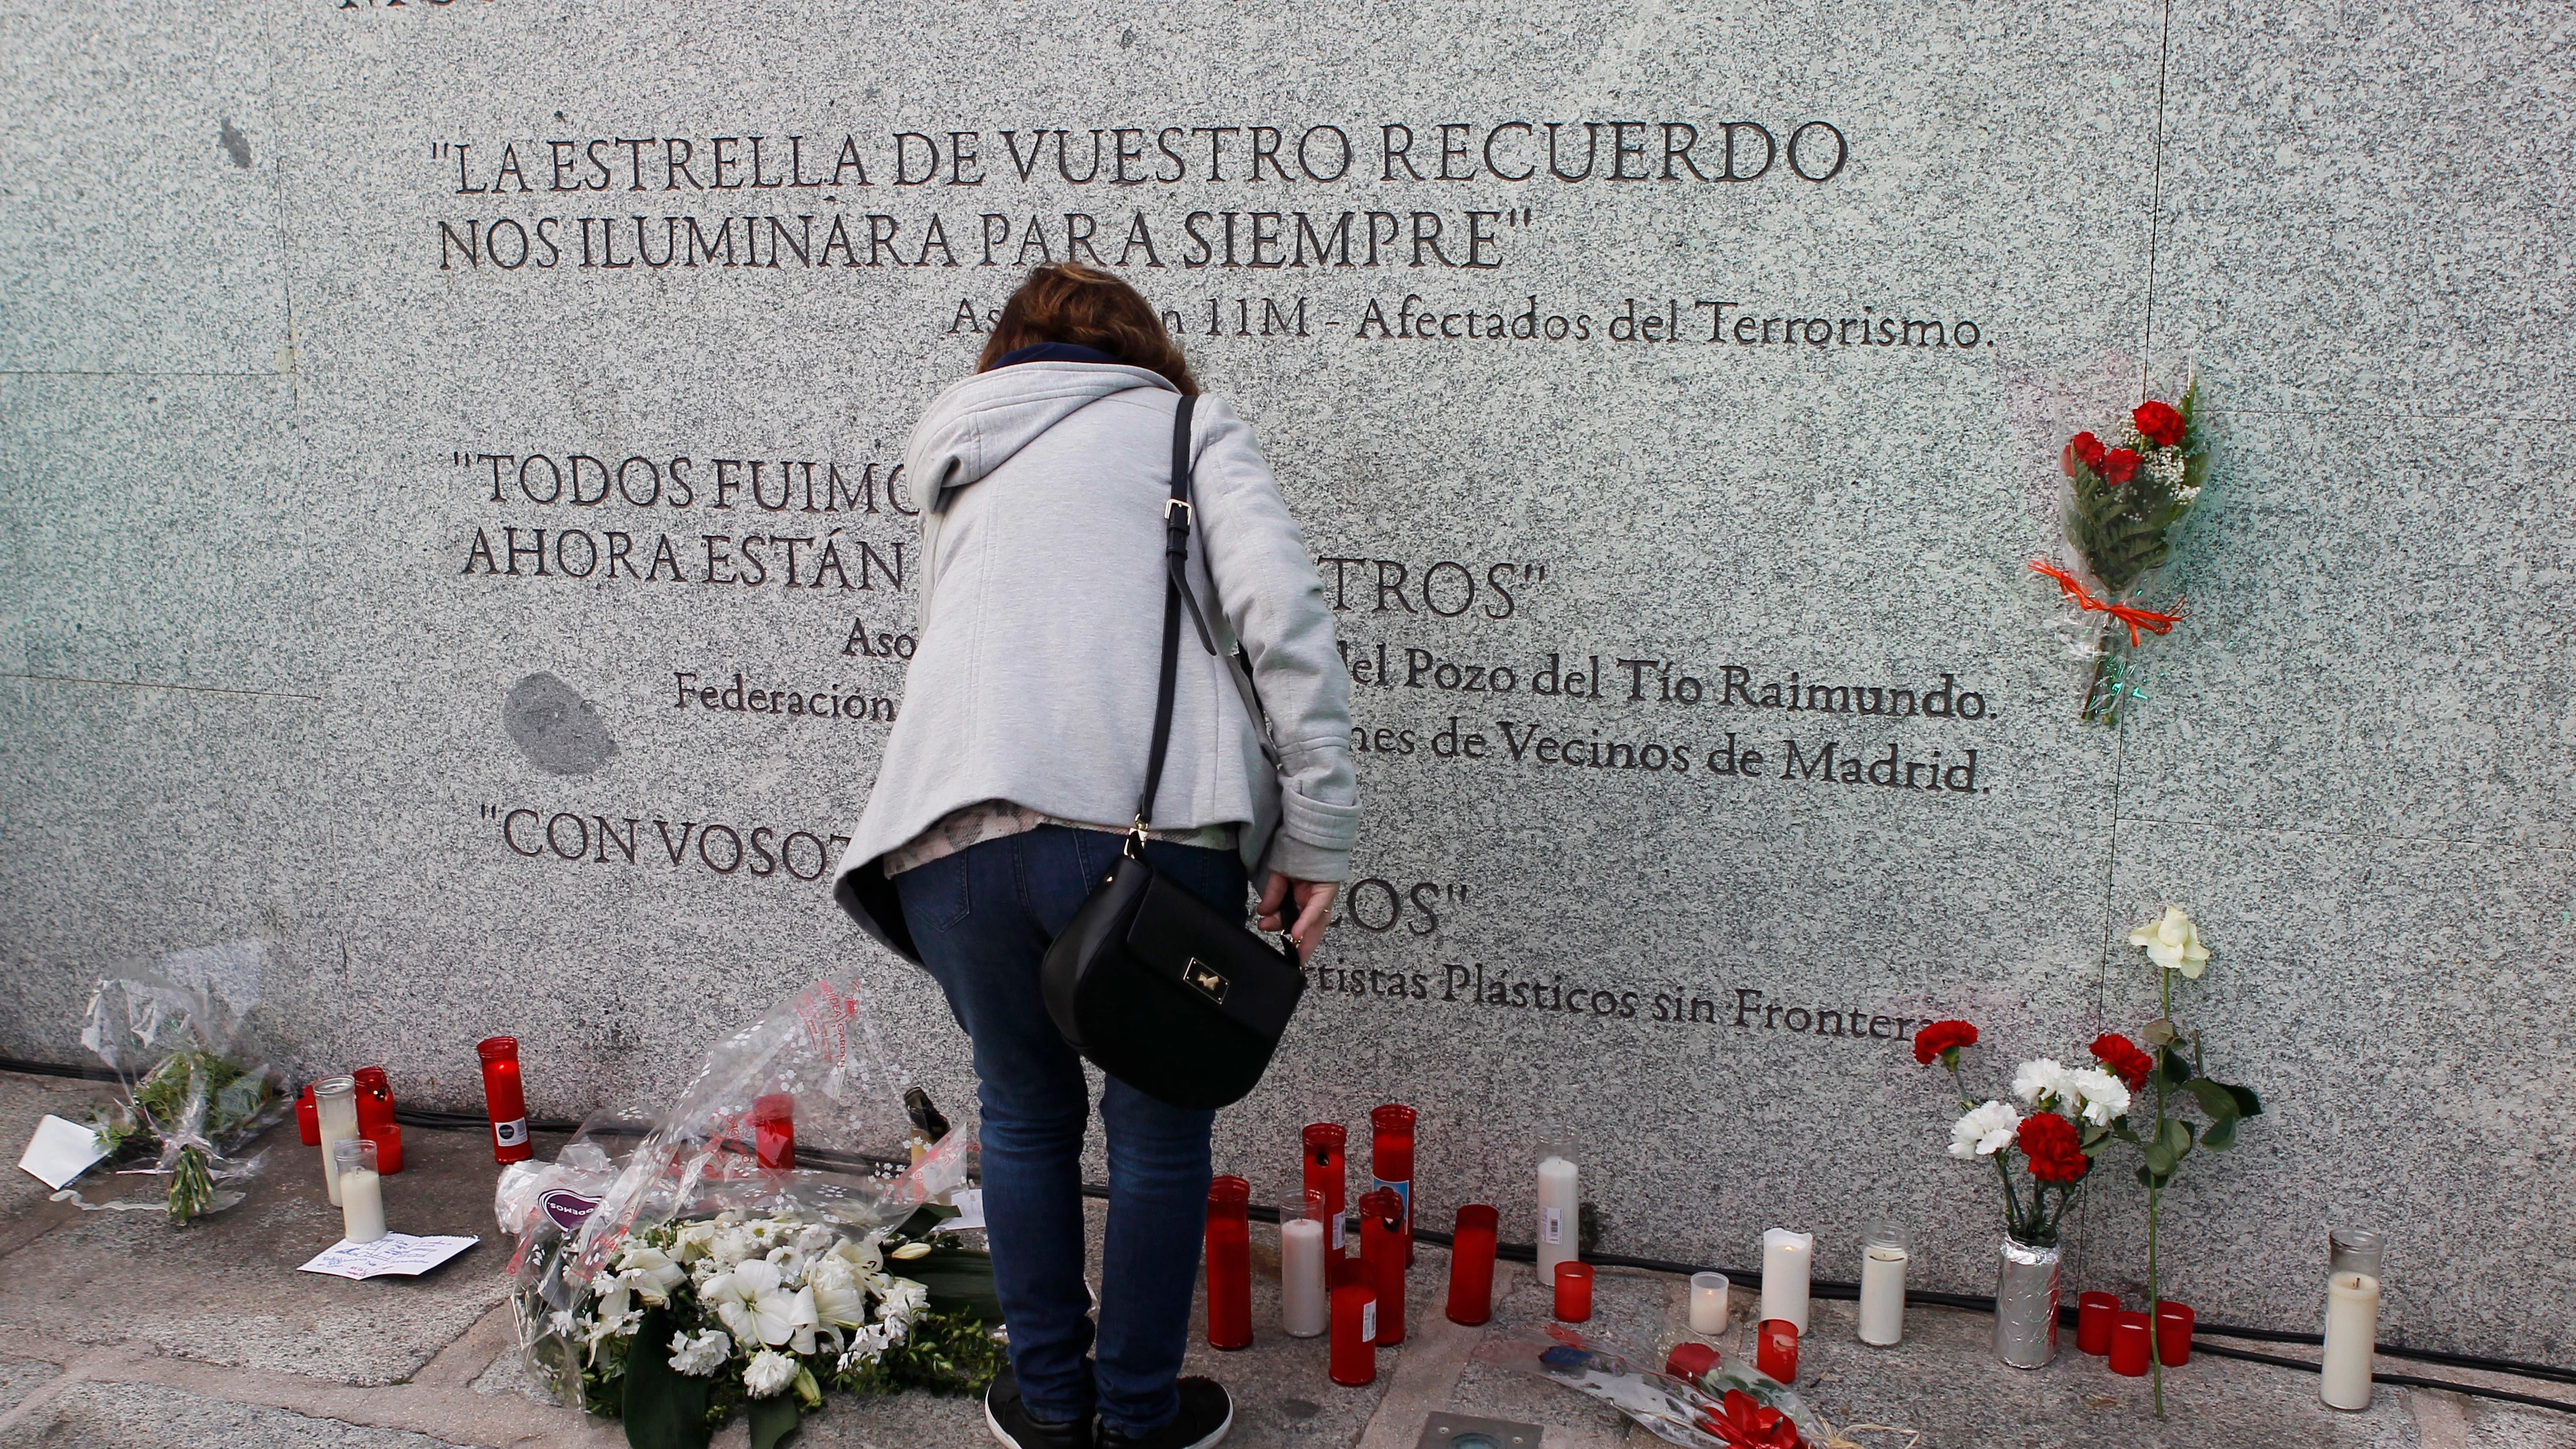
left=2150, top=967, right=2172, bottom=1419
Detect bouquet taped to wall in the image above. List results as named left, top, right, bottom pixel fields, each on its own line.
left=2032, top=381, right=2212, bottom=725
left=498, top=975, right=1001, bottom=1449
left=65, top=965, right=287, bottom=1225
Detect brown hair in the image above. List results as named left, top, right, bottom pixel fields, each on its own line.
left=976, top=263, right=1198, bottom=395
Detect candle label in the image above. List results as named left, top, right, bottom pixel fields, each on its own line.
left=1371, top=1176, right=1411, bottom=1234
left=1331, top=1216, right=1345, bottom=1249
left=493, top=1117, right=529, bottom=1148
left=1542, top=1206, right=1564, bottom=1245
left=1360, top=1301, right=1376, bottom=1342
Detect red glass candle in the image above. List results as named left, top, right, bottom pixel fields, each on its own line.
left=1205, top=1176, right=1253, bottom=1349
left=1329, top=1253, right=1366, bottom=1290
left=1553, top=1261, right=1595, bottom=1323
left=1329, top=1282, right=1378, bottom=1386
left=2109, top=1312, right=2152, bottom=1376
left=1359, top=1187, right=1406, bottom=1346
left=296, top=1082, right=320, bottom=1147
left=2155, top=1301, right=2195, bottom=1367
left=1446, top=1203, right=1500, bottom=1326
left=1756, top=1319, right=1799, bottom=1383
left=476, top=1037, right=533, bottom=1164
left=752, top=1092, right=796, bottom=1170
left=1369, top=1103, right=1415, bottom=1262
left=2077, top=1291, right=2120, bottom=1355
left=351, top=1067, right=402, bottom=1175
left=1303, top=1123, right=1348, bottom=1249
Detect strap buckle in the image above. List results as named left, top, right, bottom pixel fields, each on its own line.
left=1163, top=498, right=1193, bottom=522
left=1124, top=817, right=1150, bottom=858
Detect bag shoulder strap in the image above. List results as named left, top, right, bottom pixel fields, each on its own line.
left=1132, top=395, right=1197, bottom=836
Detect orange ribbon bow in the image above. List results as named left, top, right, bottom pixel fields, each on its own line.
left=2027, top=561, right=2188, bottom=647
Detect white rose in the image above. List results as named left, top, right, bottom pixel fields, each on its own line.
left=2130, top=906, right=2210, bottom=978
left=1950, top=1101, right=2022, bottom=1159
left=743, top=1348, right=798, bottom=1399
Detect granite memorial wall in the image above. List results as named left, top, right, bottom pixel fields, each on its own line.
left=3, top=0, right=2569, bottom=1360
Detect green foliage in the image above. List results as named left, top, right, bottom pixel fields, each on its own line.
left=2063, top=379, right=2210, bottom=599
left=746, top=1396, right=800, bottom=1449
left=622, top=1307, right=713, bottom=1449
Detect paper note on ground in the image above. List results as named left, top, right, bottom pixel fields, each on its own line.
left=19, top=1115, right=107, bottom=1190
left=939, top=1187, right=986, bottom=1233
left=298, top=1233, right=480, bottom=1280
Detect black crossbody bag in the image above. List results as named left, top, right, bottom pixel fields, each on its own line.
left=1038, top=395, right=1307, bottom=1111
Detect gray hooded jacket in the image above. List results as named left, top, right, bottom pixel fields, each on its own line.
left=833, top=361, right=1358, bottom=958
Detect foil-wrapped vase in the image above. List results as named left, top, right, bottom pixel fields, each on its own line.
left=1994, top=1237, right=2063, bottom=1368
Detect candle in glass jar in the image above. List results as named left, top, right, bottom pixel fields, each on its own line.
left=1536, top=1146, right=1580, bottom=1281
left=2320, top=1271, right=2380, bottom=1410
left=1856, top=1221, right=1909, bottom=1346
left=1204, top=1177, right=1252, bottom=1349
left=334, top=1137, right=386, bottom=1243
left=1280, top=1190, right=1328, bottom=1338
left=1689, top=1271, right=1730, bottom=1336
left=1759, top=1229, right=1813, bottom=1333
left=1446, top=1204, right=1500, bottom=1326
left=1359, top=1187, right=1405, bottom=1346
left=1370, top=1105, right=1415, bottom=1263
left=1303, top=1123, right=1348, bottom=1250
left=1329, top=1282, right=1377, bottom=1386
left=477, top=1036, right=533, bottom=1165
left=313, top=1075, right=359, bottom=1207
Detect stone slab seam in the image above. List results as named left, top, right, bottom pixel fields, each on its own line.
left=0, top=1321, right=617, bottom=1448
left=1354, top=1261, right=1520, bottom=1449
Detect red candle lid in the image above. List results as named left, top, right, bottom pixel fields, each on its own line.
left=477, top=1036, right=519, bottom=1063
left=1302, top=1122, right=1346, bottom=1149
left=1369, top=1103, right=1416, bottom=1134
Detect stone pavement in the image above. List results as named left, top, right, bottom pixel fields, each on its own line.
left=0, top=1072, right=2567, bottom=1449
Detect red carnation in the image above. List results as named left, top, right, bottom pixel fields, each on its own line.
left=2133, top=399, right=2186, bottom=448
left=2091, top=1032, right=2153, bottom=1091
left=2016, top=1112, right=2090, bottom=1183
left=2068, top=431, right=2108, bottom=474
left=2098, top=447, right=2142, bottom=485
left=1912, top=1019, right=1979, bottom=1066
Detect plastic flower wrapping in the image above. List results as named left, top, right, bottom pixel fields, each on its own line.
left=496, top=977, right=1001, bottom=1448
left=1476, top=1324, right=1826, bottom=1448
left=66, top=965, right=288, bottom=1225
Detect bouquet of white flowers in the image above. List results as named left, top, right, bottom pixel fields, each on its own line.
left=525, top=1205, right=1001, bottom=1449
left=500, top=975, right=1002, bottom=1449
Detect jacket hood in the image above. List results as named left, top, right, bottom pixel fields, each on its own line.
left=905, top=362, right=1178, bottom=500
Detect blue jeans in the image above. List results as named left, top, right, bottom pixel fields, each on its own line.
left=896, top=826, right=1247, bottom=1436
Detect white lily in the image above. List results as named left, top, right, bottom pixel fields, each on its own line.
left=810, top=1261, right=870, bottom=1328
left=2131, top=905, right=2210, bottom=978
left=788, top=1284, right=821, bottom=1355
left=704, top=1258, right=797, bottom=1346
left=614, top=1246, right=686, bottom=1306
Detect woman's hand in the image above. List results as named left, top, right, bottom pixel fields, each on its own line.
left=1257, top=875, right=1340, bottom=965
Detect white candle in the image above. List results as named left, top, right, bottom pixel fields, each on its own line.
left=314, top=1076, right=359, bottom=1208
left=338, top=1166, right=387, bottom=1243
left=1759, top=1229, right=1813, bottom=1333
left=1536, top=1153, right=1580, bottom=1280
left=1281, top=1216, right=1327, bottom=1338
left=1689, top=1272, right=1731, bottom=1335
left=1858, top=1243, right=1907, bottom=1345
left=2320, top=1271, right=2380, bottom=1410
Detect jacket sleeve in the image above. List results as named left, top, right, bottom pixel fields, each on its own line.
left=1188, top=396, right=1359, bottom=882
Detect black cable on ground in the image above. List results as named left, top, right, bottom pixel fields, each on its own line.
left=7, top=1054, right=2564, bottom=1408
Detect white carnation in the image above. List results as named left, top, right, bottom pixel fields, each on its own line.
left=743, top=1348, right=798, bottom=1399
left=1950, top=1101, right=2022, bottom=1159
left=666, top=1328, right=732, bottom=1377
left=2012, top=1058, right=2072, bottom=1108
left=2060, top=1067, right=2132, bottom=1125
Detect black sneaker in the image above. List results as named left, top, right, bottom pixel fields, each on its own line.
left=1098, top=1377, right=1231, bottom=1449
left=986, top=1365, right=1094, bottom=1449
